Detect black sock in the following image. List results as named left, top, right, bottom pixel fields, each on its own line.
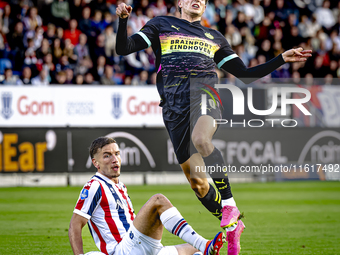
left=203, top=147, right=233, bottom=200
left=196, top=183, right=222, bottom=220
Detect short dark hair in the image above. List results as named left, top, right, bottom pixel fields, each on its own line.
left=178, top=0, right=209, bottom=14
left=89, top=137, right=116, bottom=158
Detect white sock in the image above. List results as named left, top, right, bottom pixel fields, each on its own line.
left=222, top=197, right=236, bottom=207
left=160, top=207, right=208, bottom=253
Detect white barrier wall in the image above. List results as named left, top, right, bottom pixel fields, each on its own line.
left=0, top=86, right=164, bottom=127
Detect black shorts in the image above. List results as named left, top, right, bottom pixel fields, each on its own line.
left=163, top=100, right=223, bottom=164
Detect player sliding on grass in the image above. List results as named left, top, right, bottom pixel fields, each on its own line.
left=115, top=1, right=312, bottom=254
left=69, top=137, right=225, bottom=255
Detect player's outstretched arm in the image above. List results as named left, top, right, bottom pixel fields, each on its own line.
left=69, top=213, right=88, bottom=255
left=219, top=47, right=312, bottom=84
left=115, top=3, right=149, bottom=56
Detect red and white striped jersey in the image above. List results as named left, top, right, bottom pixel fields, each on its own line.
left=73, top=172, right=135, bottom=255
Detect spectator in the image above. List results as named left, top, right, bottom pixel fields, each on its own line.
left=315, top=0, right=336, bottom=31
left=23, top=7, right=42, bottom=31
left=149, top=71, right=157, bottom=85
left=298, top=15, right=314, bottom=38
left=90, top=10, right=103, bottom=35
left=274, top=0, right=290, bottom=22
left=123, top=74, right=132, bottom=85
left=144, top=47, right=156, bottom=72
left=291, top=71, right=301, bottom=84
left=74, top=55, right=93, bottom=75
left=253, top=0, right=264, bottom=25
left=91, top=34, right=106, bottom=62
left=104, top=25, right=116, bottom=64
left=36, top=38, right=52, bottom=60
left=132, top=70, right=148, bottom=85
left=69, top=0, right=84, bottom=21
left=129, top=7, right=149, bottom=33
left=74, top=73, right=84, bottom=84
left=256, top=39, right=275, bottom=61
left=65, top=68, right=74, bottom=84
left=51, top=0, right=70, bottom=29
left=89, top=0, right=109, bottom=14
left=63, top=38, right=78, bottom=63
left=24, top=38, right=38, bottom=65
left=99, top=12, right=113, bottom=31
left=84, top=72, right=98, bottom=84
left=17, top=66, right=32, bottom=85
left=1, top=68, right=17, bottom=85
left=91, top=55, right=106, bottom=81
left=78, top=7, right=96, bottom=38
left=56, top=27, right=64, bottom=42
left=2, top=4, right=13, bottom=35
left=225, top=25, right=242, bottom=47
left=74, top=33, right=90, bottom=63
left=64, top=19, right=82, bottom=46
left=31, top=69, right=49, bottom=85
left=7, top=21, right=25, bottom=70
left=52, top=38, right=63, bottom=64
left=0, top=22, right=8, bottom=58
left=150, top=0, right=167, bottom=17
left=56, top=55, right=71, bottom=72
left=55, top=70, right=67, bottom=84
left=100, top=64, right=115, bottom=85
left=42, top=53, right=55, bottom=81
left=44, top=23, right=56, bottom=45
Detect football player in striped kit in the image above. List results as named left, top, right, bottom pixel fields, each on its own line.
left=69, top=137, right=225, bottom=255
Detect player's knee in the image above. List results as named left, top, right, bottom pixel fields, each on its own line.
left=151, top=193, right=171, bottom=207
left=192, top=135, right=210, bottom=152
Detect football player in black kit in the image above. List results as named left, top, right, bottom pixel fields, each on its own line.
left=115, top=0, right=311, bottom=254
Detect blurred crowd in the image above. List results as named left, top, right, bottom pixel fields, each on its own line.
left=0, top=0, right=339, bottom=86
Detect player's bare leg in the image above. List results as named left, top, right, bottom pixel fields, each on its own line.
left=191, top=115, right=244, bottom=255
left=180, top=154, right=210, bottom=198
left=133, top=194, right=225, bottom=255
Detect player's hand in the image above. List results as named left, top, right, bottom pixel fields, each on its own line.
left=116, top=3, right=132, bottom=19
left=282, top=47, right=312, bottom=63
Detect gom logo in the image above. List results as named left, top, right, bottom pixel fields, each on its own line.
left=18, top=96, right=54, bottom=115
left=127, top=96, right=161, bottom=115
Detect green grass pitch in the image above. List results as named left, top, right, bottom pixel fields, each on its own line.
left=0, top=181, right=339, bottom=254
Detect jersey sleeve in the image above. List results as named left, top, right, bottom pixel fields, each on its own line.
left=213, top=31, right=285, bottom=84
left=213, top=33, right=238, bottom=69
left=136, top=16, right=161, bottom=48
left=73, top=180, right=102, bottom=220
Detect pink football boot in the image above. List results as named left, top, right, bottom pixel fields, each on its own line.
left=220, top=205, right=240, bottom=229
left=227, top=220, right=245, bottom=255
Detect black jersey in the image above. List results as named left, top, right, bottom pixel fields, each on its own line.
left=136, top=16, right=236, bottom=114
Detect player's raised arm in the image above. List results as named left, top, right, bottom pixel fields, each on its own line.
left=115, top=3, right=149, bottom=56
left=217, top=46, right=312, bottom=84
left=68, top=213, right=88, bottom=255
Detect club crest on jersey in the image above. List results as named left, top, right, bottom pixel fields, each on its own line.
left=204, top=32, right=214, bottom=39
left=80, top=189, right=89, bottom=200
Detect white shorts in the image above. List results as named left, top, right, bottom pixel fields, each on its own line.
left=113, top=224, right=178, bottom=255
